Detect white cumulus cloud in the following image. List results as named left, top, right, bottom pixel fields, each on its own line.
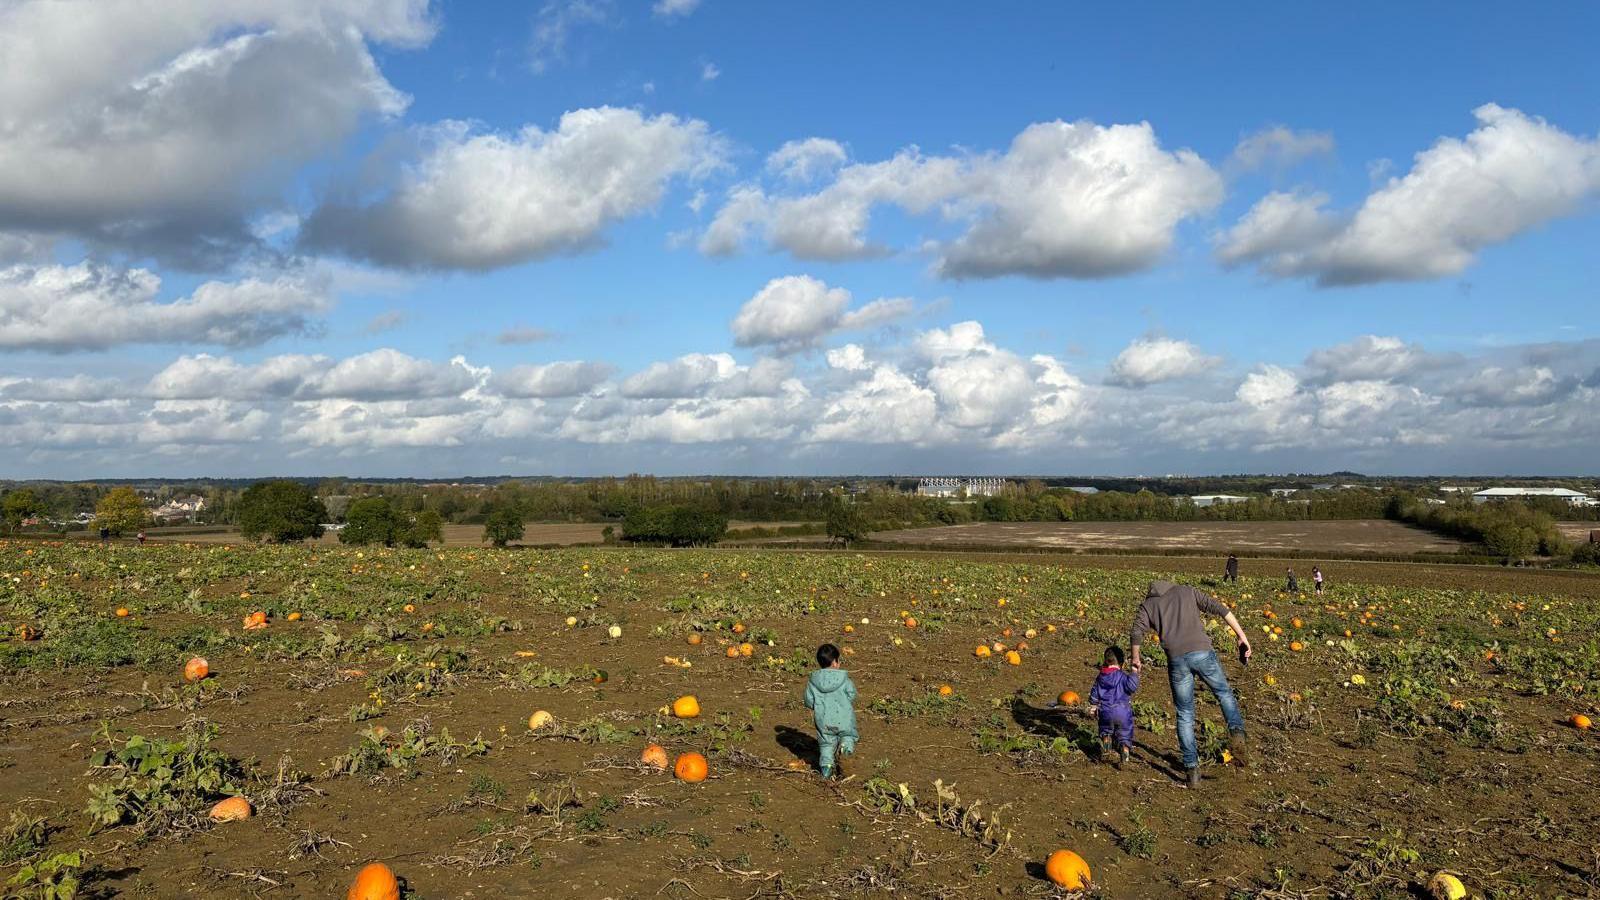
left=1219, top=104, right=1600, bottom=285
left=303, top=107, right=724, bottom=270
left=1106, top=337, right=1221, bottom=388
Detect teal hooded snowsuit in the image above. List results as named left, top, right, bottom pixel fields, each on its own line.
left=804, top=667, right=858, bottom=775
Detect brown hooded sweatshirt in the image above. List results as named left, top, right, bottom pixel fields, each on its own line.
left=1129, top=580, right=1231, bottom=658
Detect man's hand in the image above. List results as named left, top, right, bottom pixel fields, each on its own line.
left=1238, top=637, right=1252, bottom=661
left=1129, top=648, right=1143, bottom=673
left=1086, top=705, right=1098, bottom=717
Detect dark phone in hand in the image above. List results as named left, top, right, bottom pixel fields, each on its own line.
left=1238, top=645, right=1249, bottom=666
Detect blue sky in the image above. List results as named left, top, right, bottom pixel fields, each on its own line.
left=2, top=1, right=1598, bottom=477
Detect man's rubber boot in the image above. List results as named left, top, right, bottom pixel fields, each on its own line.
left=1119, top=745, right=1131, bottom=767
left=1228, top=732, right=1250, bottom=768
left=1186, top=767, right=1201, bottom=789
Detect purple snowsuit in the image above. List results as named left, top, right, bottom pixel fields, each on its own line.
left=1091, top=665, right=1140, bottom=747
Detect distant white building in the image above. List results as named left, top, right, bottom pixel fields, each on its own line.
left=154, top=495, right=207, bottom=521
left=1192, top=494, right=1249, bottom=508
left=1438, top=485, right=1472, bottom=494
left=1064, top=486, right=1100, bottom=495
left=1269, top=488, right=1299, bottom=498
left=1473, top=487, right=1597, bottom=507
left=916, top=477, right=1008, bottom=498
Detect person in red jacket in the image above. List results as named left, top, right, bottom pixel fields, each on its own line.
left=1129, top=580, right=1251, bottom=788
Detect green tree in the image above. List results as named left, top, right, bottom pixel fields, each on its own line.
left=237, top=481, right=327, bottom=543
left=483, top=505, right=525, bottom=548
left=2, top=488, right=46, bottom=532
left=825, top=499, right=870, bottom=546
left=399, top=509, right=444, bottom=548
left=340, top=497, right=401, bottom=546
left=93, top=487, right=149, bottom=536
left=621, top=505, right=728, bottom=547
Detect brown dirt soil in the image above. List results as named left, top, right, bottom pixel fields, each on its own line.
left=149, top=521, right=801, bottom=548
left=1556, top=522, right=1600, bottom=544
left=869, top=520, right=1467, bottom=554
left=2, top=546, right=1597, bottom=899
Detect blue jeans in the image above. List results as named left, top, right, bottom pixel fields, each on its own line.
left=1168, top=650, right=1245, bottom=769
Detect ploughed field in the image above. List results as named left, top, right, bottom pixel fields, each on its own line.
left=2, top=542, right=1596, bottom=899
left=869, top=519, right=1468, bottom=555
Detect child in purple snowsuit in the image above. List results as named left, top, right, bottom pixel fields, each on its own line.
left=1090, top=645, right=1140, bottom=766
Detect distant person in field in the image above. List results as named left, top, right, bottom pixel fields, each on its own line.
left=804, top=643, right=858, bottom=780
left=1285, top=568, right=1298, bottom=593
left=99, top=526, right=109, bottom=544
left=1312, top=566, right=1324, bottom=597
left=1223, top=554, right=1239, bottom=583
left=1129, top=581, right=1251, bottom=789
left=1088, top=645, right=1139, bottom=767
left=136, top=531, right=146, bottom=546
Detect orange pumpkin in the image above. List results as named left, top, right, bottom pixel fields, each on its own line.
left=1001, top=628, right=1012, bottom=638
left=1573, top=714, right=1593, bottom=731
left=528, top=710, right=554, bottom=731
left=731, top=622, right=746, bottom=635
left=347, top=862, right=400, bottom=900
left=938, top=684, right=954, bottom=696
left=402, top=604, right=415, bottom=614
left=674, top=751, right=709, bottom=782
left=843, top=624, right=855, bottom=634
left=974, top=645, right=992, bottom=658
left=1058, top=690, right=1080, bottom=706
left=1291, top=617, right=1303, bottom=628
left=115, top=607, right=130, bottom=618
left=286, top=612, right=302, bottom=622
left=184, top=657, right=210, bottom=683
left=1044, top=849, right=1091, bottom=889
left=209, top=796, right=252, bottom=822
left=672, top=695, right=701, bottom=718
left=738, top=642, right=754, bottom=657
left=1289, top=641, right=1305, bottom=652
left=903, top=617, right=917, bottom=629
left=14, top=624, right=39, bottom=641
left=1005, top=650, right=1022, bottom=666
left=640, top=744, right=670, bottom=770
left=725, top=646, right=741, bottom=658
left=686, top=633, right=703, bottom=646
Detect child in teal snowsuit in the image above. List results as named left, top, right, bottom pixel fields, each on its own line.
left=804, top=643, right=858, bottom=778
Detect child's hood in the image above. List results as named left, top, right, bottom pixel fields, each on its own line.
left=808, top=668, right=851, bottom=693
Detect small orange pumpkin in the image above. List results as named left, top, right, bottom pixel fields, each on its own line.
left=1058, top=690, right=1080, bottom=706
left=674, top=751, right=709, bottom=782
left=938, top=684, right=953, bottom=697
left=115, top=607, right=130, bottom=618
left=402, top=604, right=415, bottom=614
left=640, top=744, right=670, bottom=770
left=842, top=624, right=855, bottom=634
left=14, top=624, right=40, bottom=641
left=286, top=611, right=302, bottom=622
left=686, top=633, right=703, bottom=646
left=738, top=642, right=754, bottom=657
left=347, top=862, right=400, bottom=900
left=209, top=796, right=252, bottom=821
left=731, top=622, right=746, bottom=635
left=1289, top=641, right=1305, bottom=652
left=1005, top=650, right=1022, bottom=666
left=528, top=710, right=554, bottom=731
left=184, top=657, right=210, bottom=683
left=903, top=617, right=917, bottom=629
left=974, top=645, right=991, bottom=658
left=672, top=695, right=701, bottom=718
left=725, top=646, right=740, bottom=658
left=1572, top=714, right=1592, bottom=731
left=1045, top=849, right=1091, bottom=889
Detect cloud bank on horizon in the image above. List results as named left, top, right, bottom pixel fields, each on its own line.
left=1, top=1, right=1597, bottom=476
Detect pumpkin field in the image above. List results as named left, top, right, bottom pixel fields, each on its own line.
left=2, top=541, right=1597, bottom=899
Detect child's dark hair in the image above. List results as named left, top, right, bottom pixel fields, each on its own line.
left=816, top=643, right=841, bottom=668
left=1103, top=645, right=1124, bottom=667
